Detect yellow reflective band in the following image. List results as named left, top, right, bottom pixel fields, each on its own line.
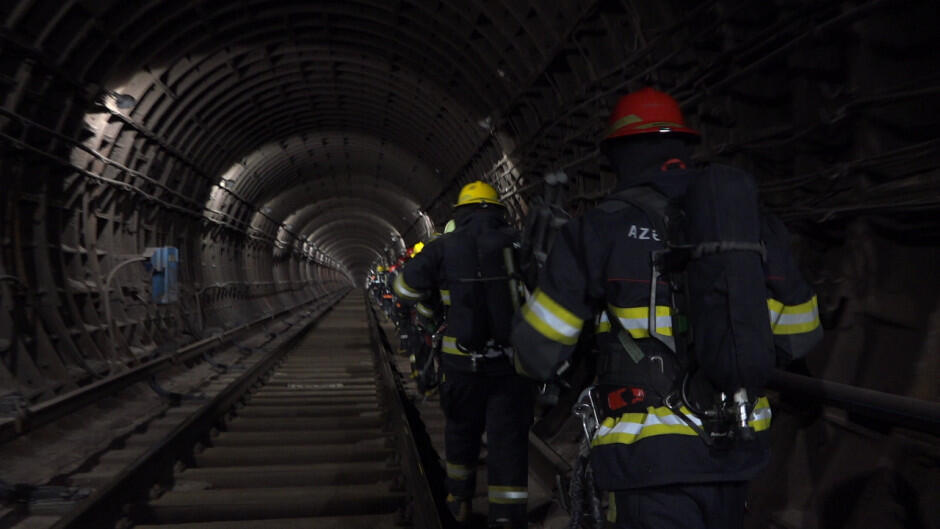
left=446, top=461, right=474, bottom=480
left=440, top=289, right=451, bottom=306
left=488, top=485, right=528, bottom=504
left=592, top=405, right=700, bottom=446
left=393, top=274, right=423, bottom=301
left=520, top=289, right=583, bottom=345
left=607, top=305, right=673, bottom=338
left=441, top=336, right=467, bottom=356
left=605, top=114, right=643, bottom=137
left=748, top=397, right=773, bottom=431
left=597, top=312, right=612, bottom=333
left=592, top=397, right=771, bottom=446
left=416, top=302, right=435, bottom=318
left=768, top=295, right=820, bottom=335
left=533, top=290, right=583, bottom=327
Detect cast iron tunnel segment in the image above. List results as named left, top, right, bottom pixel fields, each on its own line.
left=52, top=293, right=437, bottom=529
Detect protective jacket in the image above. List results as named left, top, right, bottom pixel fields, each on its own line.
left=393, top=207, right=519, bottom=374
left=512, top=162, right=822, bottom=490
left=393, top=206, right=532, bottom=524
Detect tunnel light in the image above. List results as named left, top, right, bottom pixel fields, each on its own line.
left=106, top=90, right=137, bottom=109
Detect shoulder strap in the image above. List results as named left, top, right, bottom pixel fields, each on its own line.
left=605, top=310, right=646, bottom=364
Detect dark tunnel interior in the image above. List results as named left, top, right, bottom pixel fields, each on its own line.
left=0, top=1, right=937, bottom=528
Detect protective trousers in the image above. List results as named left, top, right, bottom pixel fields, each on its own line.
left=607, top=482, right=747, bottom=529
left=440, top=368, right=535, bottom=525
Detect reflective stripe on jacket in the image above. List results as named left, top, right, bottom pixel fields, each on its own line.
left=511, top=164, right=822, bottom=487
left=592, top=397, right=772, bottom=447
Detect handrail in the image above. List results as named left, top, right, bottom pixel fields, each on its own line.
left=768, top=369, right=940, bottom=436
left=0, top=289, right=350, bottom=443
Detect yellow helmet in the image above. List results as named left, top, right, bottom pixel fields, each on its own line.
left=376, top=265, right=386, bottom=272
left=455, top=180, right=503, bottom=207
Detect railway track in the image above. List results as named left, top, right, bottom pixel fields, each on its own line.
left=13, top=291, right=920, bottom=529
left=33, top=293, right=439, bottom=529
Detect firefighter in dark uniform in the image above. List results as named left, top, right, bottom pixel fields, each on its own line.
left=370, top=266, right=387, bottom=308
left=511, top=88, right=823, bottom=528
left=387, top=258, right=414, bottom=331
left=406, top=241, right=444, bottom=391
left=393, top=181, right=534, bottom=528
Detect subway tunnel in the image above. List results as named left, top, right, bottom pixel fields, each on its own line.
left=0, top=1, right=938, bottom=528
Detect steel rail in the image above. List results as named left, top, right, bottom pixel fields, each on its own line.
left=48, top=291, right=347, bottom=529
left=366, top=304, right=444, bottom=529
left=0, top=289, right=349, bottom=444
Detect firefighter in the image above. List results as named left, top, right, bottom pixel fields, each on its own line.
left=376, top=265, right=397, bottom=319
left=386, top=258, right=414, bottom=329
left=369, top=266, right=386, bottom=307
left=393, top=182, right=534, bottom=528
left=511, top=87, right=823, bottom=529
left=404, top=241, right=442, bottom=385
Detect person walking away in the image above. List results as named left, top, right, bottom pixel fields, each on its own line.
left=511, top=87, right=822, bottom=529
left=394, top=181, right=535, bottom=528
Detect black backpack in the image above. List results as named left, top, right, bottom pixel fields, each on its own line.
left=604, top=164, right=775, bottom=403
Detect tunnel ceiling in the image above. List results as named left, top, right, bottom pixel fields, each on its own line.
left=2, top=0, right=938, bottom=278
left=3, top=0, right=597, bottom=274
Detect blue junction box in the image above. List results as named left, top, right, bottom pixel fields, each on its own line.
left=146, top=247, right=179, bottom=304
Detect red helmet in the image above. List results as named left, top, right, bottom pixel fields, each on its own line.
left=604, top=87, right=699, bottom=140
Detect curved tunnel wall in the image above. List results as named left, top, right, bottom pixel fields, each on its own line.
left=0, top=1, right=938, bottom=526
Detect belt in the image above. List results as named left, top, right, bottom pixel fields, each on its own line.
left=478, top=345, right=513, bottom=359
left=455, top=341, right=514, bottom=372
left=455, top=341, right=513, bottom=359
left=596, top=346, right=678, bottom=391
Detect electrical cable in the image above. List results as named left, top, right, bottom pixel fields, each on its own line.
left=102, top=256, right=149, bottom=362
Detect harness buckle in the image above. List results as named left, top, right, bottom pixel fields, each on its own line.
left=458, top=340, right=512, bottom=373
left=649, top=354, right=664, bottom=373
left=572, top=386, right=600, bottom=442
